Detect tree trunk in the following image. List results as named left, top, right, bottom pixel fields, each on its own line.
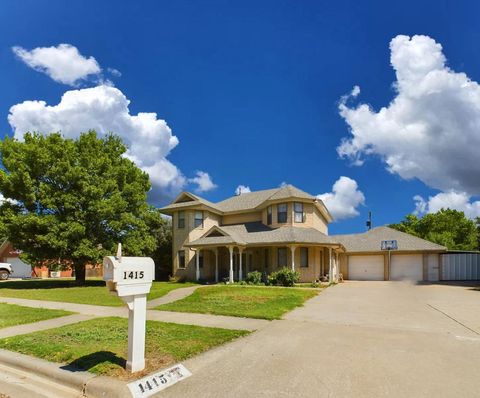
left=74, top=262, right=86, bottom=285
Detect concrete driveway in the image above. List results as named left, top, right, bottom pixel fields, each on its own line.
left=160, top=282, right=480, bottom=398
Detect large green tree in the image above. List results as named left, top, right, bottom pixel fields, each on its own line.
left=0, top=131, right=161, bottom=284
left=390, top=209, right=478, bottom=251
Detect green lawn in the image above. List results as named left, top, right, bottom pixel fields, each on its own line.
left=156, top=285, right=319, bottom=320
left=0, top=279, right=196, bottom=307
left=0, top=317, right=248, bottom=379
left=0, top=302, right=73, bottom=329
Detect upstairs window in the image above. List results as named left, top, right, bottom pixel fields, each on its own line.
left=194, top=211, right=204, bottom=228
left=177, top=211, right=185, bottom=229
left=178, top=250, right=186, bottom=269
left=300, top=247, right=309, bottom=267
left=277, top=247, right=287, bottom=267
left=294, top=202, right=304, bottom=223
left=267, top=206, right=272, bottom=225
left=277, top=203, right=287, bottom=223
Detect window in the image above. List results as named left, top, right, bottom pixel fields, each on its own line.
left=294, top=202, right=304, bottom=223
left=264, top=248, right=269, bottom=269
left=267, top=206, right=272, bottom=225
left=177, top=211, right=185, bottom=229
left=277, top=203, right=287, bottom=223
left=198, top=251, right=204, bottom=268
left=300, top=247, right=308, bottom=267
left=277, top=248, right=287, bottom=267
left=178, top=250, right=186, bottom=269
left=194, top=211, right=204, bottom=228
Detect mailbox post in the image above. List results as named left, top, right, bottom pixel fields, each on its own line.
left=103, top=244, right=154, bottom=373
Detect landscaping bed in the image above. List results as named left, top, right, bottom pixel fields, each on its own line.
left=0, top=279, right=196, bottom=306
left=0, top=317, right=249, bottom=379
left=155, top=285, right=319, bottom=320
left=0, top=302, right=73, bottom=329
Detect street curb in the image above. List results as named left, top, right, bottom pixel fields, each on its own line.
left=0, top=349, right=132, bottom=397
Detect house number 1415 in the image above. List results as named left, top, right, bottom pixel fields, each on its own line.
left=123, top=271, right=144, bottom=280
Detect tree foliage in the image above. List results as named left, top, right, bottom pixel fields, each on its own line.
left=0, top=131, right=162, bottom=283
left=390, top=209, right=478, bottom=251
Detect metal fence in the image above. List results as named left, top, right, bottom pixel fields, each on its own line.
left=441, top=253, right=480, bottom=280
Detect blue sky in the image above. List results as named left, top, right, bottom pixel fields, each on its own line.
left=1, top=0, right=480, bottom=234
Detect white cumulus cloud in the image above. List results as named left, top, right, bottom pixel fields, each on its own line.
left=317, top=176, right=365, bottom=220
left=235, top=185, right=251, bottom=195
left=13, top=44, right=101, bottom=86
left=7, top=85, right=211, bottom=203
left=414, top=191, right=480, bottom=219
left=338, top=34, right=480, bottom=196
left=188, top=171, right=217, bottom=193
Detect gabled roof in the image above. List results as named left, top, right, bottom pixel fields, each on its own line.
left=214, top=188, right=279, bottom=212
left=186, top=222, right=343, bottom=248
left=159, top=184, right=332, bottom=221
left=158, top=191, right=222, bottom=214
left=330, top=226, right=446, bottom=253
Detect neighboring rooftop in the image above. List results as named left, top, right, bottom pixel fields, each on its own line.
left=331, top=226, right=446, bottom=252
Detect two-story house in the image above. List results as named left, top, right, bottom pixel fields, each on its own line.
left=159, top=184, right=446, bottom=283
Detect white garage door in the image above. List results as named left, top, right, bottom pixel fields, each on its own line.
left=348, top=255, right=384, bottom=280
left=6, top=257, right=31, bottom=278
left=390, top=254, right=423, bottom=281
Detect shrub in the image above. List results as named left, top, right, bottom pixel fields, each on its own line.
left=268, top=267, right=299, bottom=287
left=245, top=271, right=262, bottom=285
left=168, top=275, right=186, bottom=283
left=311, top=281, right=319, bottom=288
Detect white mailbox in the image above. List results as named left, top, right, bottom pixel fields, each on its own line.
left=103, top=244, right=155, bottom=373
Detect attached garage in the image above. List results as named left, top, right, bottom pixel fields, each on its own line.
left=348, top=255, right=384, bottom=281
left=333, top=226, right=447, bottom=282
left=6, top=257, right=31, bottom=278
left=390, top=254, right=423, bottom=281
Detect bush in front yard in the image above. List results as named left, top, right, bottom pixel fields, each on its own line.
left=268, top=267, right=299, bottom=287
left=245, top=271, right=262, bottom=285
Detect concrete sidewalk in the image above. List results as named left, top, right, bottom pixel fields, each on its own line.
left=0, top=296, right=267, bottom=331
left=147, top=285, right=202, bottom=308
left=0, top=314, right=94, bottom=338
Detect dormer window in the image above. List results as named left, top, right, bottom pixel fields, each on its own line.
left=178, top=211, right=185, bottom=229
left=277, top=203, right=287, bottom=223
left=267, top=206, right=272, bottom=225
left=194, top=211, right=204, bottom=228
left=294, top=202, right=304, bottom=223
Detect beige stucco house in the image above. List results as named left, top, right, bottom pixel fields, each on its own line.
left=159, top=185, right=446, bottom=283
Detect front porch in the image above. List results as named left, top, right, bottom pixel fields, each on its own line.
left=191, top=245, right=342, bottom=284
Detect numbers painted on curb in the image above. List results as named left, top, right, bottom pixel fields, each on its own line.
left=127, top=364, right=192, bottom=398
left=123, top=271, right=145, bottom=280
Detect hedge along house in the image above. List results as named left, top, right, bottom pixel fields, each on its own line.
left=159, top=185, right=446, bottom=283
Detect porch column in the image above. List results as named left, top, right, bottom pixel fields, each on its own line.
left=214, top=248, right=219, bottom=283
left=290, top=245, right=297, bottom=271
left=195, top=248, right=201, bottom=281
left=228, top=246, right=234, bottom=283
left=335, top=251, right=339, bottom=282
left=239, top=248, right=244, bottom=281
left=328, top=247, right=333, bottom=283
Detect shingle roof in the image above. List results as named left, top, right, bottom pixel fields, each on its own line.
left=267, top=185, right=315, bottom=202
left=158, top=192, right=222, bottom=213
left=215, top=188, right=279, bottom=212
left=331, top=226, right=446, bottom=252
left=160, top=184, right=322, bottom=215
left=186, top=222, right=342, bottom=247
